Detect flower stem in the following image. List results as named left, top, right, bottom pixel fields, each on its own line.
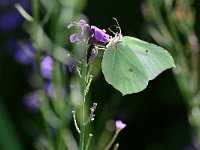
left=85, top=134, right=93, bottom=150
left=31, top=0, right=55, bottom=149
left=104, top=130, right=120, bottom=150
left=80, top=46, right=88, bottom=150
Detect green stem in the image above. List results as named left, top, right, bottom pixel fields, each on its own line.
left=148, top=0, right=164, bottom=31
left=58, top=129, right=65, bottom=150
left=31, top=0, right=41, bottom=79
left=80, top=96, right=86, bottom=150
left=164, top=1, right=182, bottom=51
left=49, top=2, right=60, bottom=44
left=85, top=134, right=93, bottom=150
left=41, top=113, right=55, bottom=150
left=32, top=0, right=39, bottom=22
left=104, top=130, right=120, bottom=150
left=80, top=46, right=88, bottom=150
left=31, top=0, right=56, bottom=149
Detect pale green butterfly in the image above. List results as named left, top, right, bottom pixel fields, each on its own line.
left=101, top=19, right=175, bottom=95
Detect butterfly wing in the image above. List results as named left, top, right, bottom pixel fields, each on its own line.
left=102, top=40, right=149, bottom=95
left=102, top=36, right=175, bottom=95
left=122, top=36, right=175, bottom=80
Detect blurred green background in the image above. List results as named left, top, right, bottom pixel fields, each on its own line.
left=0, top=0, right=199, bottom=149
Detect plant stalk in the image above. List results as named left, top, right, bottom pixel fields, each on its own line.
left=80, top=45, right=88, bottom=150
left=32, top=0, right=39, bottom=22
left=104, top=130, right=120, bottom=150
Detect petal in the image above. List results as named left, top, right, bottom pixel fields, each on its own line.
left=67, top=23, right=74, bottom=29
left=81, top=25, right=90, bottom=36
left=23, top=91, right=40, bottom=112
left=69, top=33, right=79, bottom=43
left=115, top=120, right=126, bottom=130
left=79, top=20, right=89, bottom=36
left=102, top=34, right=110, bottom=43
left=63, top=59, right=75, bottom=73
left=79, top=19, right=87, bottom=25
left=7, top=39, right=35, bottom=65
left=67, top=22, right=78, bottom=29
left=41, top=56, right=53, bottom=79
left=90, top=26, right=110, bottom=44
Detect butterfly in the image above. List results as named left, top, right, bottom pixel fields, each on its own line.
left=101, top=18, right=175, bottom=95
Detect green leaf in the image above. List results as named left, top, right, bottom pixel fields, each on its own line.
left=102, top=36, right=175, bottom=95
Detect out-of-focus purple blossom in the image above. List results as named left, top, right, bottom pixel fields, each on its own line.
left=63, top=59, right=75, bottom=73
left=115, top=120, right=126, bottom=130
left=44, top=80, right=67, bottom=99
left=68, top=20, right=110, bottom=45
left=89, top=26, right=110, bottom=44
left=88, top=47, right=98, bottom=64
left=7, top=39, right=36, bottom=65
left=23, top=91, right=40, bottom=112
left=68, top=19, right=90, bottom=43
left=41, top=56, right=53, bottom=80
left=44, top=80, right=57, bottom=99
left=79, top=20, right=89, bottom=36
left=0, top=0, right=31, bottom=31
left=0, top=10, right=23, bottom=31
left=69, top=33, right=79, bottom=43
left=67, top=19, right=89, bottom=36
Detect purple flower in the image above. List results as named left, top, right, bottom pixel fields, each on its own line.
left=68, top=19, right=90, bottom=43
left=63, top=59, right=75, bottom=73
left=68, top=19, right=110, bottom=45
left=88, top=47, right=98, bottom=64
left=0, top=10, right=23, bottom=31
left=44, top=80, right=67, bottom=99
left=69, top=33, right=79, bottom=43
left=44, top=81, right=57, bottom=99
left=0, top=0, right=31, bottom=31
left=79, top=19, right=89, bottom=36
left=115, top=120, right=126, bottom=130
left=23, top=91, right=40, bottom=112
left=90, top=26, right=110, bottom=44
left=68, top=19, right=89, bottom=35
left=41, top=56, right=53, bottom=80
left=7, top=39, right=36, bottom=65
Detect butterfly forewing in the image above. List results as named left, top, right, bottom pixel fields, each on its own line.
left=122, top=36, right=175, bottom=80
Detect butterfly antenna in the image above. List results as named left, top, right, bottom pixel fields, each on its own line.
left=112, top=17, right=121, bottom=35
left=107, top=25, right=118, bottom=35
